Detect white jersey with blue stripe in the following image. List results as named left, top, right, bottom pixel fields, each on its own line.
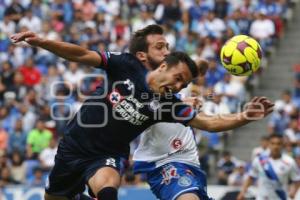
left=249, top=153, right=300, bottom=200
left=133, top=122, right=200, bottom=173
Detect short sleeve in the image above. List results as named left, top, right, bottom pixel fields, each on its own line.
left=289, top=159, right=300, bottom=182
left=248, top=157, right=259, bottom=178
left=96, top=51, right=113, bottom=69
left=96, top=52, right=138, bottom=78
left=160, top=95, right=196, bottom=125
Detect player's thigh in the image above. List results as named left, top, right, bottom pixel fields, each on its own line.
left=88, top=166, right=121, bottom=195
left=44, top=192, right=69, bottom=200
left=177, top=193, right=200, bottom=200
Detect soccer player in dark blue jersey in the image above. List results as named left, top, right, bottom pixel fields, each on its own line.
left=12, top=25, right=274, bottom=200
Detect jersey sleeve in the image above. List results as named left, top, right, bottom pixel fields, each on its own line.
left=96, top=52, right=124, bottom=72
left=96, top=51, right=111, bottom=69
left=289, top=159, right=300, bottom=182
left=160, top=95, right=196, bottom=125
left=248, top=157, right=259, bottom=179
left=96, top=52, right=139, bottom=78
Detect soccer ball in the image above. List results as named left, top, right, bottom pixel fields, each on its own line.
left=220, top=35, right=262, bottom=76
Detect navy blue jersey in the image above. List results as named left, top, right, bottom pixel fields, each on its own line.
left=62, top=52, right=196, bottom=159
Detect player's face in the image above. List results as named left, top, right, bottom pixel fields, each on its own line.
left=146, top=34, right=170, bottom=69
left=269, top=137, right=283, bottom=156
left=154, top=62, right=193, bottom=95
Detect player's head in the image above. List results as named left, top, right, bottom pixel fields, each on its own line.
left=269, top=134, right=283, bottom=157
left=129, top=24, right=170, bottom=70
left=148, top=52, right=206, bottom=95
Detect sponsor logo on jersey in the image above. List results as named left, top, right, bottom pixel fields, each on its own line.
left=161, top=165, right=180, bottom=185
left=113, top=95, right=149, bottom=125
left=178, top=175, right=192, bottom=187
left=172, top=138, right=183, bottom=150
left=123, top=79, right=134, bottom=91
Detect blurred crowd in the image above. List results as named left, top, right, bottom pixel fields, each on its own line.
left=0, top=0, right=298, bottom=188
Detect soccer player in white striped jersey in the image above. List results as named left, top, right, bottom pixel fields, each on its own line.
left=237, top=134, right=300, bottom=200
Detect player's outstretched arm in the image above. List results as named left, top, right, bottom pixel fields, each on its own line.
left=188, top=97, right=274, bottom=132
left=236, top=176, right=254, bottom=200
left=10, top=31, right=101, bottom=67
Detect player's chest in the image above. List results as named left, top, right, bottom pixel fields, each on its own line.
left=259, top=160, right=291, bottom=177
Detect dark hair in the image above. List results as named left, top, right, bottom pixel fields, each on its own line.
left=283, top=89, right=291, bottom=96
left=261, top=135, right=269, bottom=141
left=222, top=150, right=231, bottom=157
left=164, top=52, right=199, bottom=78
left=197, top=59, right=209, bottom=76
left=269, top=134, right=283, bottom=140
left=129, top=24, right=164, bottom=55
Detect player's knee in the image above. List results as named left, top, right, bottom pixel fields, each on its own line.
left=88, top=167, right=120, bottom=195
left=97, top=187, right=118, bottom=200
left=176, top=192, right=200, bottom=200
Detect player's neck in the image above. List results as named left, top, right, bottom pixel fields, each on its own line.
left=143, top=62, right=154, bottom=71
left=271, top=152, right=281, bottom=159
left=146, top=71, right=158, bottom=93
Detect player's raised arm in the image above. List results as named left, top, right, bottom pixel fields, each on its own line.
left=188, top=96, right=274, bottom=132
left=10, top=31, right=102, bottom=67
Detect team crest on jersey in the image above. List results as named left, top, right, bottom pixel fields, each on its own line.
left=161, top=165, right=180, bottom=185
left=149, top=99, right=160, bottom=111
left=178, top=175, right=192, bottom=187
left=123, top=79, right=134, bottom=91
left=108, top=90, right=123, bottom=105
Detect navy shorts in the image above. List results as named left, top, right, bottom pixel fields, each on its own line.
left=146, top=162, right=212, bottom=200
left=45, top=139, right=125, bottom=198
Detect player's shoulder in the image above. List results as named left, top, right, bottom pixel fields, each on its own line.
left=109, top=52, right=143, bottom=68
left=281, top=153, right=296, bottom=164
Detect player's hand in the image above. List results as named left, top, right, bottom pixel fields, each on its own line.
left=10, top=31, right=43, bottom=46
left=244, top=96, right=274, bottom=120
left=182, top=97, right=202, bottom=111
left=236, top=192, right=245, bottom=200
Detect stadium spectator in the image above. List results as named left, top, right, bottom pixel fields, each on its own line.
left=214, top=73, right=245, bottom=112
left=4, top=0, right=25, bottom=24
left=27, top=167, right=45, bottom=187
left=0, top=128, right=8, bottom=153
left=0, top=15, right=16, bottom=36
left=284, top=118, right=300, bottom=145
left=205, top=58, right=226, bottom=87
left=275, top=89, right=296, bottom=115
left=131, top=4, right=155, bottom=32
left=268, top=100, right=290, bottom=135
left=250, top=9, right=275, bottom=52
left=19, top=58, right=41, bottom=87
left=217, top=150, right=239, bottom=185
left=227, top=161, right=247, bottom=186
left=195, top=11, right=226, bottom=39
left=39, top=138, right=57, bottom=172
left=8, top=119, right=27, bottom=155
left=18, top=9, right=42, bottom=33
left=26, top=119, right=52, bottom=158
left=0, top=167, right=20, bottom=187
left=10, top=151, right=26, bottom=184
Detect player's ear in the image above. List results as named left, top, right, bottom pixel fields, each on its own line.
left=158, top=62, right=167, bottom=72
left=136, top=51, right=147, bottom=62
